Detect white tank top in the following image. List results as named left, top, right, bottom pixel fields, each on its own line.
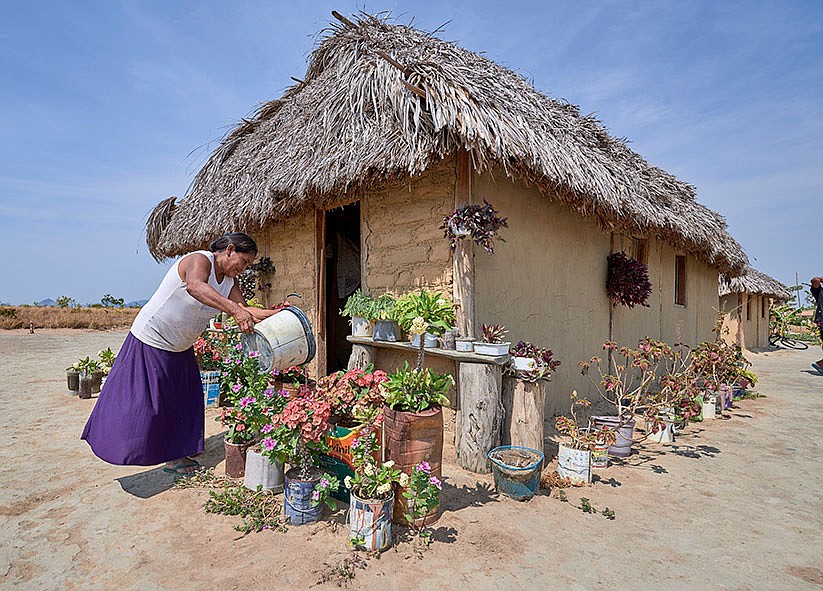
left=130, top=251, right=235, bottom=352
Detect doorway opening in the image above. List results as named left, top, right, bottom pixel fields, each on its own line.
left=325, top=202, right=361, bottom=373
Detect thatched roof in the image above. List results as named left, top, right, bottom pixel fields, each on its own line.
left=146, top=11, right=747, bottom=274
left=719, top=266, right=791, bottom=300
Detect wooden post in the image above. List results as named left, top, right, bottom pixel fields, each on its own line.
left=501, top=376, right=547, bottom=451
left=347, top=344, right=375, bottom=371
left=453, top=149, right=475, bottom=339
left=315, top=209, right=327, bottom=378
left=455, top=362, right=502, bottom=473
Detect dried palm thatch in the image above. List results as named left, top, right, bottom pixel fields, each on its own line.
left=719, top=266, right=791, bottom=300
left=146, top=11, right=747, bottom=274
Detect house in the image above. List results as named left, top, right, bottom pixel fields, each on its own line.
left=718, top=267, right=791, bottom=350
left=145, top=12, right=747, bottom=414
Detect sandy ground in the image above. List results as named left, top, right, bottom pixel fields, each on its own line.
left=1, top=329, right=822, bottom=590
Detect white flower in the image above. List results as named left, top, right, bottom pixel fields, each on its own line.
left=377, top=483, right=391, bottom=495
left=344, top=476, right=352, bottom=489
left=399, top=473, right=410, bottom=487
left=364, top=464, right=375, bottom=476
left=410, top=316, right=429, bottom=336
left=382, top=460, right=395, bottom=468
left=436, top=299, right=447, bottom=307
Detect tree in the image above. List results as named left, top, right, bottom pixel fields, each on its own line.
left=100, top=293, right=124, bottom=308
left=56, top=296, right=76, bottom=308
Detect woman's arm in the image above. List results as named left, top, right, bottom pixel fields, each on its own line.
left=226, top=282, right=278, bottom=324
left=179, top=253, right=256, bottom=333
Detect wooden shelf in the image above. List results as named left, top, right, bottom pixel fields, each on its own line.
left=347, top=336, right=510, bottom=366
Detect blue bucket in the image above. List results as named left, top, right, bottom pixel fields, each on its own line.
left=283, top=469, right=323, bottom=525
left=487, top=445, right=544, bottom=501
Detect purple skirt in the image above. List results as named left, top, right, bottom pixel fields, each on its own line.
left=81, top=332, right=204, bottom=465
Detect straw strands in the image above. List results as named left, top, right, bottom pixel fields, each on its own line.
left=146, top=11, right=747, bottom=274
left=718, top=267, right=791, bottom=300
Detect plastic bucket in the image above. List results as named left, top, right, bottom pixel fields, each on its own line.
left=592, top=416, right=636, bottom=458
left=283, top=468, right=323, bottom=526
left=243, top=449, right=284, bottom=492
left=241, top=306, right=316, bottom=373
left=200, top=370, right=221, bottom=407
left=348, top=491, right=394, bottom=552
left=487, top=445, right=544, bottom=501
left=557, top=442, right=592, bottom=485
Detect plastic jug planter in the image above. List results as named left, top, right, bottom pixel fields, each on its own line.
left=66, top=370, right=80, bottom=392
left=488, top=445, right=544, bottom=500
left=557, top=442, right=592, bottom=484
left=348, top=490, right=394, bottom=552
left=284, top=467, right=324, bottom=525
left=591, top=416, right=636, bottom=458
left=78, top=374, right=93, bottom=399
left=244, top=448, right=284, bottom=492
left=702, top=395, right=717, bottom=420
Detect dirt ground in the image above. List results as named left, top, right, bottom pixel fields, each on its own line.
left=1, top=329, right=822, bottom=590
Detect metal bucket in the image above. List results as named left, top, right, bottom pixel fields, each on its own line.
left=348, top=491, right=394, bottom=551
left=241, top=305, right=316, bottom=372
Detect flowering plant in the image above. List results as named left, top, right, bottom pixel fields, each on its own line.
left=272, top=365, right=310, bottom=386
left=344, top=430, right=407, bottom=500
left=316, top=366, right=387, bottom=428
left=555, top=390, right=616, bottom=450
left=509, top=340, right=561, bottom=382
left=219, top=344, right=273, bottom=406
left=194, top=333, right=224, bottom=371
left=368, top=293, right=397, bottom=322
left=402, top=461, right=442, bottom=542
left=259, top=388, right=332, bottom=479
left=97, top=347, right=116, bottom=375
left=311, top=473, right=340, bottom=511
left=441, top=200, right=508, bottom=254
left=382, top=362, right=453, bottom=414
left=606, top=251, right=652, bottom=308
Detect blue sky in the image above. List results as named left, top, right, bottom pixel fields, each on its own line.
left=1, top=1, right=820, bottom=305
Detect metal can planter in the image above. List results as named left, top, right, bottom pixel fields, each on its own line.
left=348, top=490, right=394, bottom=552
left=244, top=448, right=284, bottom=492
left=67, top=370, right=80, bottom=392
left=224, top=439, right=249, bottom=479
left=284, top=467, right=323, bottom=526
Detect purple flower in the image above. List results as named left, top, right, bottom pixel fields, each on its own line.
left=311, top=490, right=320, bottom=501
left=263, top=388, right=274, bottom=398
left=278, top=389, right=289, bottom=398
left=262, top=437, right=276, bottom=451
left=239, top=396, right=255, bottom=408
left=235, top=344, right=243, bottom=351
left=262, top=424, right=274, bottom=434
left=232, top=383, right=243, bottom=393
left=430, top=476, right=442, bottom=490
left=249, top=351, right=260, bottom=358
left=320, top=478, right=329, bottom=488
left=417, top=461, right=431, bottom=474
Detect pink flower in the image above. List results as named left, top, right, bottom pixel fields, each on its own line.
left=262, top=423, right=274, bottom=434
left=430, top=476, right=442, bottom=490
left=235, top=344, right=243, bottom=351
left=232, top=384, right=243, bottom=393
left=235, top=359, right=242, bottom=365
left=249, top=351, right=260, bottom=358
left=240, top=396, right=255, bottom=408
left=417, top=461, right=431, bottom=474
left=312, top=490, right=320, bottom=501
left=262, top=437, right=276, bottom=451
left=320, top=478, right=329, bottom=488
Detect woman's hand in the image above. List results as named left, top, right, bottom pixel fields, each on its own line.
left=247, top=307, right=277, bottom=323
left=233, top=306, right=256, bottom=334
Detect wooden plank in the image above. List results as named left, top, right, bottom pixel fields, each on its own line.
left=315, top=209, right=327, bottom=378
left=347, top=336, right=509, bottom=366
left=501, top=376, right=547, bottom=451
left=347, top=344, right=375, bottom=371
left=455, top=362, right=502, bottom=473
left=453, top=149, right=475, bottom=339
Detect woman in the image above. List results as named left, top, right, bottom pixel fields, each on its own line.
left=81, top=232, right=276, bottom=474
left=812, top=276, right=823, bottom=375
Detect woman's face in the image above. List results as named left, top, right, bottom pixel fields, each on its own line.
left=223, top=246, right=256, bottom=278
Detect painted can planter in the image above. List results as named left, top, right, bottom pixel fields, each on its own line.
left=351, top=316, right=371, bottom=337
left=284, top=467, right=323, bottom=526
left=592, top=416, right=636, bottom=458
left=557, top=442, right=592, bottom=485
left=348, top=490, right=394, bottom=551
left=66, top=370, right=80, bottom=392
left=224, top=439, right=249, bottom=478
left=244, top=448, right=284, bottom=492
left=372, top=320, right=400, bottom=342
left=488, top=445, right=544, bottom=501
left=383, top=405, right=443, bottom=526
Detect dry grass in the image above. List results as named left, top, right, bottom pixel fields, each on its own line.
left=0, top=306, right=139, bottom=330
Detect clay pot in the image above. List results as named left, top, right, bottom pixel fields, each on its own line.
left=382, top=404, right=443, bottom=526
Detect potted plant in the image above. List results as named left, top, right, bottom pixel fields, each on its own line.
left=217, top=395, right=268, bottom=479
left=242, top=385, right=293, bottom=491
left=606, top=251, right=652, bottom=308
left=369, top=293, right=400, bottom=342
left=381, top=362, right=453, bottom=525
left=440, top=200, right=509, bottom=254
left=340, top=289, right=374, bottom=337
left=344, top=429, right=407, bottom=551
left=76, top=356, right=102, bottom=399
left=509, top=340, right=561, bottom=380
left=394, top=289, right=456, bottom=362
left=315, top=366, right=388, bottom=499
left=401, top=461, right=443, bottom=543
left=579, top=338, right=679, bottom=457
left=193, top=333, right=224, bottom=406
left=473, top=323, right=510, bottom=356
left=66, top=362, right=81, bottom=392
left=271, top=364, right=311, bottom=394
left=260, top=388, right=333, bottom=525
left=554, top=391, right=616, bottom=483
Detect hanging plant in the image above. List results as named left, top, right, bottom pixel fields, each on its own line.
left=606, top=251, right=652, bottom=308
left=238, top=256, right=276, bottom=301
left=440, top=200, right=508, bottom=254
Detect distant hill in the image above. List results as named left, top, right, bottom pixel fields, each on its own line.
left=36, top=298, right=57, bottom=307
left=125, top=299, right=149, bottom=308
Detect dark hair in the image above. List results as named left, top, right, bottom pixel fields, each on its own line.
left=208, top=232, right=258, bottom=254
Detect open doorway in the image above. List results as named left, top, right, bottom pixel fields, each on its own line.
left=325, top=202, right=361, bottom=372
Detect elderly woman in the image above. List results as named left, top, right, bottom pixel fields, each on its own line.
left=82, top=232, right=275, bottom=474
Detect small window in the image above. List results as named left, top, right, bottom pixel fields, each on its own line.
left=761, top=297, right=767, bottom=319
left=746, top=295, right=752, bottom=321
left=674, top=255, right=687, bottom=306
left=633, top=238, right=649, bottom=266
